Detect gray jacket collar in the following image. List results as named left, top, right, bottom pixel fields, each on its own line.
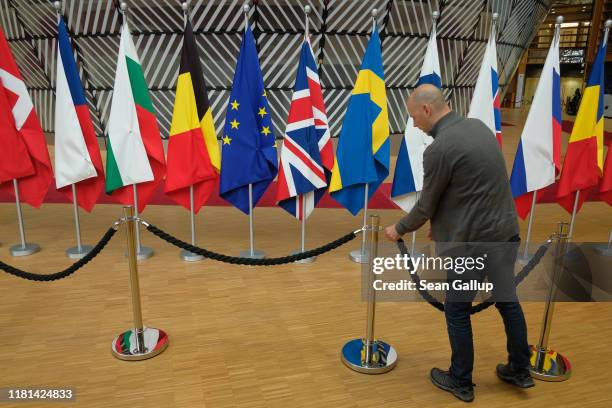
left=429, top=111, right=460, bottom=138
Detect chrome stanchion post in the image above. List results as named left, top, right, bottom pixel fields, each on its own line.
left=349, top=183, right=369, bottom=263
left=112, top=206, right=168, bottom=360
left=9, top=179, right=40, bottom=257
left=65, top=184, right=93, bottom=259
left=529, top=221, right=571, bottom=381
left=126, top=184, right=154, bottom=260
left=341, top=213, right=398, bottom=374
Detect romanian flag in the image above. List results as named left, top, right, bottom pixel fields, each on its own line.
left=105, top=18, right=166, bottom=213
left=329, top=25, right=390, bottom=216
left=557, top=39, right=606, bottom=213
left=165, top=19, right=220, bottom=213
left=0, top=27, right=53, bottom=208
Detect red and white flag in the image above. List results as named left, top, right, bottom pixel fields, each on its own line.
left=0, top=28, right=53, bottom=207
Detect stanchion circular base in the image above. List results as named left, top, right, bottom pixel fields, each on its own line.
left=349, top=249, right=369, bottom=264
left=593, top=245, right=612, bottom=256
left=10, top=243, right=40, bottom=257
left=239, top=249, right=265, bottom=259
left=180, top=249, right=204, bottom=262
left=528, top=345, right=571, bottom=381
left=290, top=250, right=316, bottom=264
left=341, top=338, right=398, bottom=374
left=124, top=246, right=154, bottom=261
left=111, top=327, right=168, bottom=361
left=65, top=245, right=93, bottom=259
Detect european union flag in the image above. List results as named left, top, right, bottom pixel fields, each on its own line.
left=219, top=26, right=278, bottom=214
left=329, top=26, right=390, bottom=215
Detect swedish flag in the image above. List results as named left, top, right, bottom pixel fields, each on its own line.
left=219, top=26, right=278, bottom=214
left=329, top=26, right=389, bottom=215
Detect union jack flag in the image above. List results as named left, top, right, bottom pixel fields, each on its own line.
left=276, top=40, right=334, bottom=220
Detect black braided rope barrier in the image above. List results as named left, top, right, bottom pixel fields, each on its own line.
left=145, top=222, right=358, bottom=266
left=396, top=239, right=552, bottom=314
left=0, top=227, right=117, bottom=282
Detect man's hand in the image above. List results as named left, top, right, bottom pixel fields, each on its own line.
left=384, top=224, right=401, bottom=241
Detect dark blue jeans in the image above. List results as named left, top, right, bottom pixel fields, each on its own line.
left=442, top=237, right=531, bottom=386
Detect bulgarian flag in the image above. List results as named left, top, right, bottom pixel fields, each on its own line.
left=105, top=18, right=165, bottom=212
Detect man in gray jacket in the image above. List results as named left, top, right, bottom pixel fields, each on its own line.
left=384, top=84, right=533, bottom=402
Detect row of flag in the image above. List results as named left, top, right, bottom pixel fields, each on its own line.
left=510, top=22, right=611, bottom=218
left=0, top=12, right=610, bottom=227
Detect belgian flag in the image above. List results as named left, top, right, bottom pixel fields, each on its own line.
left=165, top=19, right=220, bottom=212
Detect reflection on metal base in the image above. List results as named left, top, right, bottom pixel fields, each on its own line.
left=291, top=250, right=316, bottom=264
left=180, top=249, right=204, bottom=262
left=111, top=327, right=168, bottom=361
left=239, top=249, right=265, bottom=259
left=124, top=246, right=154, bottom=261
left=9, top=243, right=40, bottom=257
left=349, top=249, right=369, bottom=264
left=528, top=345, right=571, bottom=381
left=341, top=338, right=398, bottom=374
left=65, top=245, right=93, bottom=259
left=593, top=245, right=612, bottom=256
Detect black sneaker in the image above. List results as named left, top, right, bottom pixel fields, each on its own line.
left=430, top=367, right=475, bottom=403
left=496, top=363, right=535, bottom=388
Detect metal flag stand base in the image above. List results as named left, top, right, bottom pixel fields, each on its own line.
left=349, top=249, right=369, bottom=264
left=341, top=212, right=398, bottom=374
left=112, top=205, right=168, bottom=361
left=239, top=249, right=266, bottom=259
left=291, top=250, right=316, bottom=264
left=10, top=179, right=40, bottom=257
left=66, top=245, right=93, bottom=259
left=528, top=222, right=571, bottom=381
left=180, top=186, right=204, bottom=262
left=10, top=243, right=40, bottom=257
left=180, top=249, right=204, bottom=262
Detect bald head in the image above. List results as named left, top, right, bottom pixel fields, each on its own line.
left=407, top=84, right=451, bottom=134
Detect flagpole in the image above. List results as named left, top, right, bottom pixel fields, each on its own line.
left=54, top=1, right=92, bottom=260
left=130, top=184, right=154, bottom=260
left=238, top=1, right=264, bottom=260
left=65, top=184, right=94, bottom=259
left=290, top=4, right=316, bottom=265
left=9, top=179, right=40, bottom=256
left=518, top=190, right=538, bottom=264
left=177, top=0, right=204, bottom=263
left=349, top=7, right=378, bottom=265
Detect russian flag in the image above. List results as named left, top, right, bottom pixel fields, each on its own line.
left=468, top=22, right=502, bottom=147
left=390, top=20, right=439, bottom=212
left=54, top=17, right=104, bottom=212
left=509, top=26, right=561, bottom=219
